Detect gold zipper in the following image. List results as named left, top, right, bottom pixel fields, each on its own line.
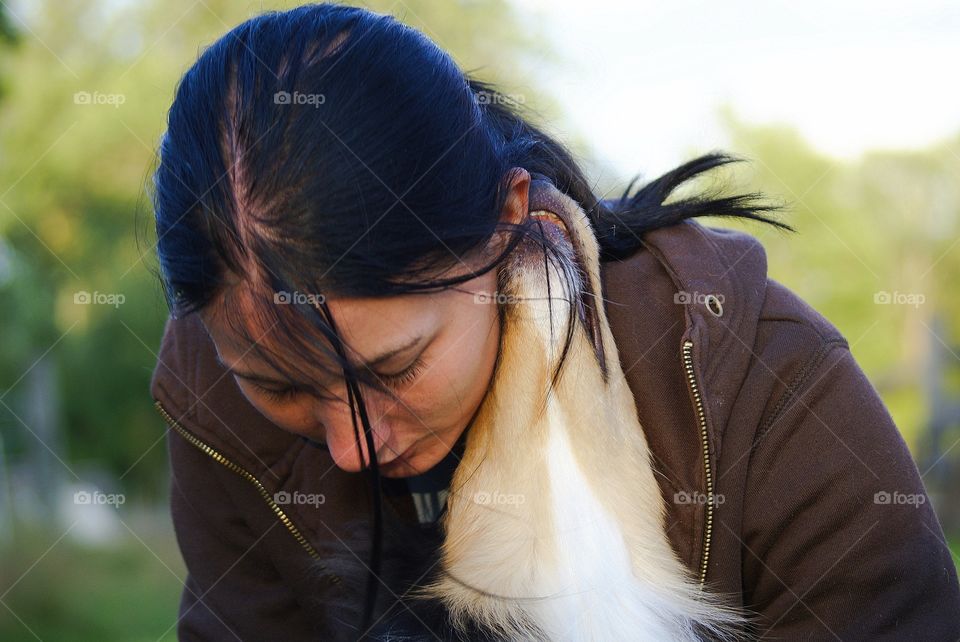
left=681, top=339, right=713, bottom=589
left=153, top=399, right=339, bottom=584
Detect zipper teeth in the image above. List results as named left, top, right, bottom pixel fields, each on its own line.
left=681, top=339, right=713, bottom=589
left=153, top=399, right=339, bottom=584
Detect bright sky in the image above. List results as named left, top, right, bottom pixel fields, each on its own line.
left=511, top=0, right=960, bottom=177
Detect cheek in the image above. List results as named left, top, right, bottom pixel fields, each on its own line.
left=452, top=315, right=500, bottom=413
left=400, top=313, right=499, bottom=430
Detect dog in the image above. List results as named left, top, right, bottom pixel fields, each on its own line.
left=370, top=185, right=746, bottom=641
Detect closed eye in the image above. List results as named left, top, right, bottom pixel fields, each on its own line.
left=250, top=382, right=303, bottom=402
left=244, top=356, right=426, bottom=401
left=248, top=381, right=342, bottom=403
left=376, top=356, right=425, bottom=388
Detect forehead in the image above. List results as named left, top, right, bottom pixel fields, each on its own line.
left=202, top=287, right=444, bottom=375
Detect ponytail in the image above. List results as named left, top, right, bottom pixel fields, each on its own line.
left=470, top=77, right=795, bottom=261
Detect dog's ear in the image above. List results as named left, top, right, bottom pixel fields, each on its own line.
left=528, top=177, right=608, bottom=382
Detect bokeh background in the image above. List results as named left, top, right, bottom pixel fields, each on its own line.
left=1, top=1, right=958, bottom=639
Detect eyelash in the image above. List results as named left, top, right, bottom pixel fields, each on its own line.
left=254, top=384, right=303, bottom=402
left=252, top=357, right=425, bottom=402
left=379, top=357, right=425, bottom=388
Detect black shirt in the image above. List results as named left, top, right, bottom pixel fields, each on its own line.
left=380, top=433, right=466, bottom=527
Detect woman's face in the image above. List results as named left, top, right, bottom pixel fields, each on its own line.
left=201, top=274, right=502, bottom=478
left=200, top=169, right=529, bottom=478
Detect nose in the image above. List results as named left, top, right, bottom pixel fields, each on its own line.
left=315, top=398, right=399, bottom=472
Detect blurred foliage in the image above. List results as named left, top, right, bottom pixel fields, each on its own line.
left=0, top=522, right=183, bottom=641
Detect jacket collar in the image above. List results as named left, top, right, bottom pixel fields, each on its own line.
left=640, top=218, right=768, bottom=460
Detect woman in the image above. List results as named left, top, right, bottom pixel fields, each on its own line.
left=149, top=4, right=960, bottom=640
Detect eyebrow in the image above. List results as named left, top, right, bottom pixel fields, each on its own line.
left=216, top=334, right=425, bottom=386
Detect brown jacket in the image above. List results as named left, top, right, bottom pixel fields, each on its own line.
left=151, top=197, right=960, bottom=640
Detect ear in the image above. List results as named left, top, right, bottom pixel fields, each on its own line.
left=499, top=167, right=531, bottom=227
left=483, top=167, right=531, bottom=260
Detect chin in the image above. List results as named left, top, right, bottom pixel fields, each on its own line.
left=377, top=454, right=431, bottom=478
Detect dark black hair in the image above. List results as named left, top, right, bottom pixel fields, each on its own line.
left=151, top=3, right=792, bottom=637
